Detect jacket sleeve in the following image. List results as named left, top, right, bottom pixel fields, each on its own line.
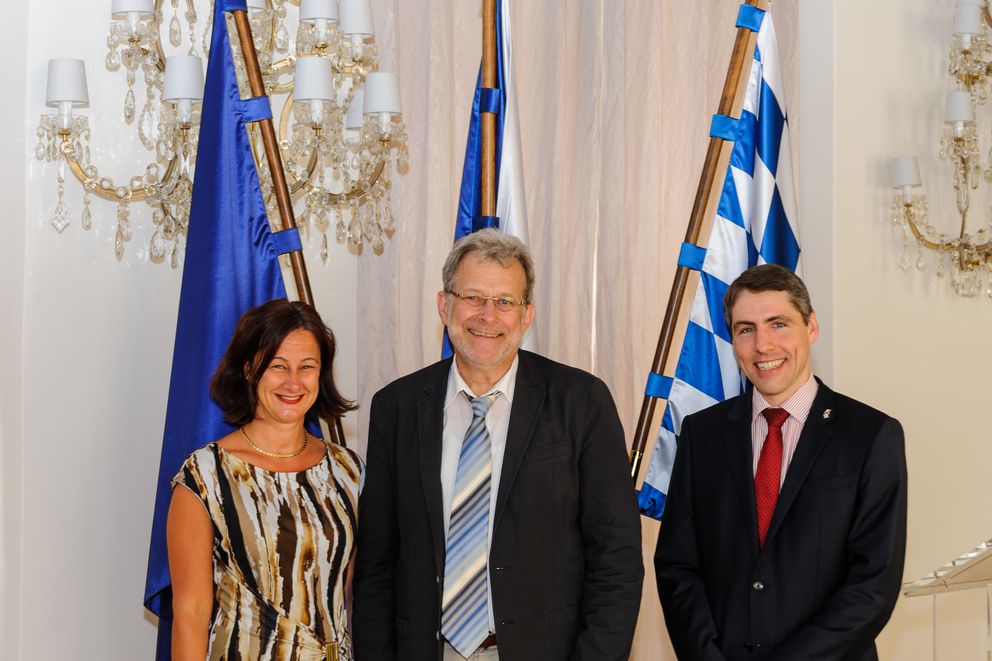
left=654, top=414, right=729, bottom=661
left=767, top=417, right=908, bottom=661
left=352, top=389, right=399, bottom=661
left=571, top=378, right=645, bottom=661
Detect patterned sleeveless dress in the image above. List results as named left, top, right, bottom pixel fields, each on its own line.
left=173, top=442, right=362, bottom=660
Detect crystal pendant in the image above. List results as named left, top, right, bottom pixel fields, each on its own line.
left=347, top=216, right=361, bottom=246
left=336, top=220, right=346, bottom=244
left=320, top=233, right=329, bottom=264
left=105, top=49, right=121, bottom=71
left=171, top=244, right=180, bottom=269
left=114, top=226, right=126, bottom=261
left=124, top=88, right=136, bottom=123
left=169, top=15, right=182, bottom=47
left=150, top=228, right=167, bottom=263
left=51, top=202, right=69, bottom=233
left=81, top=204, right=92, bottom=231
left=275, top=23, right=290, bottom=52
left=372, top=229, right=385, bottom=255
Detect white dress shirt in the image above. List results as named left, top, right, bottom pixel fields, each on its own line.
left=441, top=354, right=518, bottom=633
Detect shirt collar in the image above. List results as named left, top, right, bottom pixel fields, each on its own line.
left=444, top=354, right=519, bottom=409
left=751, top=372, right=818, bottom=423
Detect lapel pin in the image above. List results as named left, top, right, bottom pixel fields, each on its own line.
left=822, top=408, right=833, bottom=420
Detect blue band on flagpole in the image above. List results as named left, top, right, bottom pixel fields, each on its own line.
left=645, top=372, right=674, bottom=399
left=677, top=242, right=707, bottom=271
left=480, top=88, right=501, bottom=114
left=222, top=0, right=248, bottom=11
left=736, top=4, right=765, bottom=32
left=271, top=228, right=303, bottom=255
left=238, top=97, right=273, bottom=123
left=710, top=114, right=739, bottom=142
left=473, top=216, right=500, bottom=232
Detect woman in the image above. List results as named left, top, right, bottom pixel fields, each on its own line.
left=167, top=299, right=360, bottom=660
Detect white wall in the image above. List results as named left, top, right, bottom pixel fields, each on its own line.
left=0, top=2, right=28, bottom=659
left=802, top=0, right=992, bottom=658
left=8, top=3, right=359, bottom=658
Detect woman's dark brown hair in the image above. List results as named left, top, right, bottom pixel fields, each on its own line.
left=210, top=299, right=356, bottom=428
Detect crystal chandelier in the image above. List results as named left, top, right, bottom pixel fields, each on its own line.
left=890, top=0, right=992, bottom=297
left=35, top=0, right=407, bottom=266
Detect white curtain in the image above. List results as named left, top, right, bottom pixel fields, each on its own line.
left=358, top=2, right=798, bottom=657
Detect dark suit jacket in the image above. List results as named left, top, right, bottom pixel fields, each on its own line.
left=353, top=350, right=643, bottom=661
left=655, top=381, right=907, bottom=661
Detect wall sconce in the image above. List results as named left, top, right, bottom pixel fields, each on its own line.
left=890, top=0, right=992, bottom=297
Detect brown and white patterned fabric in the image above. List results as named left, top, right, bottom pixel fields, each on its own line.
left=173, top=442, right=362, bottom=660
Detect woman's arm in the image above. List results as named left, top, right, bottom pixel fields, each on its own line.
left=167, top=485, right=214, bottom=660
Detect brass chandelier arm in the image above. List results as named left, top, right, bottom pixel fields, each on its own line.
left=264, top=92, right=389, bottom=201
left=59, top=130, right=185, bottom=206
left=902, top=203, right=992, bottom=254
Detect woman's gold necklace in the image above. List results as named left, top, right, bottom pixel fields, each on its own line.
left=240, top=426, right=309, bottom=459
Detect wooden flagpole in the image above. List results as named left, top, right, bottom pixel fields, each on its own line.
left=231, top=9, right=347, bottom=447
left=629, top=0, right=768, bottom=479
left=481, top=0, right=498, bottom=216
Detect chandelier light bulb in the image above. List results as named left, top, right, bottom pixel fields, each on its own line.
left=301, top=0, right=340, bottom=23
left=295, top=56, right=334, bottom=125
left=891, top=156, right=922, bottom=203
left=945, top=90, right=975, bottom=137
left=46, top=59, right=89, bottom=129
left=164, top=56, right=204, bottom=125
left=340, top=0, right=374, bottom=36
left=954, top=4, right=984, bottom=52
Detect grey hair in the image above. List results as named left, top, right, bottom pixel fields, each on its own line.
left=441, top=228, right=535, bottom=303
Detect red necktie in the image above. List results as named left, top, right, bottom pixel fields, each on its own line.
left=755, top=407, right=789, bottom=547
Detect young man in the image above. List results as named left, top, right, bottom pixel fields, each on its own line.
left=656, top=264, right=907, bottom=661
left=354, top=229, right=643, bottom=661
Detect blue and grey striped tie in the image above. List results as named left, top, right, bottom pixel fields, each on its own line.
left=441, top=393, right=499, bottom=657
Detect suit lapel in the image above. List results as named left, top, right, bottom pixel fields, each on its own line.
left=417, top=359, right=450, bottom=575
left=493, top=351, right=546, bottom=534
left=723, top=393, right=760, bottom=559
left=764, top=381, right=837, bottom=546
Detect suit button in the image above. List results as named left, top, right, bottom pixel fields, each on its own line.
left=436, top=575, right=440, bottom=584
left=752, top=581, right=765, bottom=592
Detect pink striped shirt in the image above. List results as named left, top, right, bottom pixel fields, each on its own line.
left=750, top=374, right=819, bottom=486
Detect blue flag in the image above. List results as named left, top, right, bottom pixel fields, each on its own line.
left=143, top=0, right=292, bottom=655
left=445, top=0, right=533, bottom=358
left=638, top=8, right=801, bottom=519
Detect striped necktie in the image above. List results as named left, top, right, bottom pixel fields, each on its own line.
left=442, top=393, right=498, bottom=657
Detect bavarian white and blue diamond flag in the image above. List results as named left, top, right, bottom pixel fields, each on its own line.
left=638, top=9, right=800, bottom=519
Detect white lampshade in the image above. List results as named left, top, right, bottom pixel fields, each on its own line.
left=891, top=156, right=922, bottom=189
left=363, top=72, right=401, bottom=115
left=301, top=0, right=339, bottom=23
left=246, top=0, right=267, bottom=14
left=340, top=0, right=374, bottom=36
left=345, top=90, right=365, bottom=129
left=163, top=56, right=204, bottom=103
left=111, top=0, right=154, bottom=17
left=945, top=90, right=975, bottom=123
left=294, top=57, right=334, bottom=101
left=954, top=5, right=984, bottom=35
left=46, top=59, right=89, bottom=108
left=956, top=0, right=985, bottom=6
